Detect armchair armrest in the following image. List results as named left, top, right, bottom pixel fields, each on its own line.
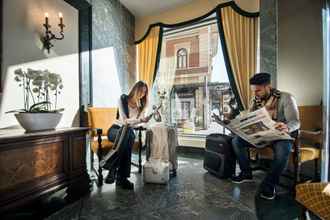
left=300, top=129, right=322, bottom=147
left=94, top=128, right=104, bottom=158
left=96, top=128, right=103, bottom=135
left=96, top=128, right=103, bottom=143
left=88, top=127, right=104, bottom=137
left=300, top=129, right=322, bottom=138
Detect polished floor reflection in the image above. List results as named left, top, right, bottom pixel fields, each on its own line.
left=45, top=153, right=308, bottom=220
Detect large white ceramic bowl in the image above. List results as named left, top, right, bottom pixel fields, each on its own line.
left=15, top=113, right=63, bottom=132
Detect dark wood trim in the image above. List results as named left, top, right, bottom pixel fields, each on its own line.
left=63, top=0, right=91, bottom=9
left=0, top=127, right=88, bottom=144
left=63, top=0, right=92, bottom=126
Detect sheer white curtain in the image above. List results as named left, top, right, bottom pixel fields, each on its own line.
left=148, top=54, right=177, bottom=124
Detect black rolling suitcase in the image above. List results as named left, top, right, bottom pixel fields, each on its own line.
left=203, top=133, right=236, bottom=178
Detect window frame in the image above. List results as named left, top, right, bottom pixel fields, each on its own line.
left=176, top=48, right=188, bottom=69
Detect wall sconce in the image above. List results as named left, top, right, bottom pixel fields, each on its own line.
left=43, top=12, right=65, bottom=53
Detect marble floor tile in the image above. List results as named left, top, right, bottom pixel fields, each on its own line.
left=47, top=155, right=306, bottom=220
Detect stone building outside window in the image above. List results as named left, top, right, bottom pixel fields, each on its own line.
left=153, top=19, right=238, bottom=136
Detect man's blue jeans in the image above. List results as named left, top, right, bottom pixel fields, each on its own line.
left=232, top=136, right=293, bottom=190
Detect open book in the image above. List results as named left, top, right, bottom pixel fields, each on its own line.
left=212, top=107, right=293, bottom=148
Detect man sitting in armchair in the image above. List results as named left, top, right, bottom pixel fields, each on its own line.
left=231, top=72, right=300, bottom=200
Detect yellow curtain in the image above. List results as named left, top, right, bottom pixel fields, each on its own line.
left=137, top=26, right=161, bottom=89
left=220, top=6, right=258, bottom=110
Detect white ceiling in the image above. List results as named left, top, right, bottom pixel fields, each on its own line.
left=119, top=0, right=194, bottom=17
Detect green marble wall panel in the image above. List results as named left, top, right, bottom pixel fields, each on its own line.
left=260, top=0, right=277, bottom=87
left=88, top=0, right=135, bottom=106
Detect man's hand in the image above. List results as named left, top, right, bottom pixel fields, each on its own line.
left=211, top=113, right=230, bottom=125
left=211, top=113, right=221, bottom=122
left=274, top=122, right=289, bottom=133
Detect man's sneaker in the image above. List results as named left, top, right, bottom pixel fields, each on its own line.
left=231, top=172, right=253, bottom=183
left=260, top=187, right=276, bottom=200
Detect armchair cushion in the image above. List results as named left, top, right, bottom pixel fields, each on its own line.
left=299, top=146, right=320, bottom=162
left=250, top=144, right=320, bottom=166
left=91, top=135, right=141, bottom=154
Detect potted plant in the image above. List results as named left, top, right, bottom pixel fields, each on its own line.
left=6, top=68, right=64, bottom=132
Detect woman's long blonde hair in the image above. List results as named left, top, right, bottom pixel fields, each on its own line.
left=128, top=81, right=148, bottom=115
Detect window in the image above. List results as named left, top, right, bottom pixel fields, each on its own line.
left=151, top=17, right=238, bottom=137
left=177, top=48, right=188, bottom=69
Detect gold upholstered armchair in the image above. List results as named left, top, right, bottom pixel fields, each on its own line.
left=87, top=107, right=117, bottom=186
left=296, top=106, right=323, bottom=182
left=296, top=182, right=330, bottom=219
left=87, top=107, right=145, bottom=186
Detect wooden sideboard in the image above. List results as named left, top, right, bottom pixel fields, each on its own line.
left=0, top=127, right=90, bottom=212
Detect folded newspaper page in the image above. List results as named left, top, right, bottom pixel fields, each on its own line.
left=213, top=107, right=293, bottom=148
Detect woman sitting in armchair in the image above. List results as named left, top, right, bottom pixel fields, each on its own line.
left=104, top=81, right=152, bottom=190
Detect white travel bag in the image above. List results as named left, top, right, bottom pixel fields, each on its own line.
left=143, top=159, right=169, bottom=184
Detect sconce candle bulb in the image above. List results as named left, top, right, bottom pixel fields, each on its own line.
left=44, top=12, right=49, bottom=26
left=58, top=12, right=64, bottom=32
left=59, top=12, right=63, bottom=24
left=42, top=12, right=65, bottom=53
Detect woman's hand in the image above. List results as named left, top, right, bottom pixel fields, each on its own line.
left=274, top=122, right=289, bottom=133
left=140, top=114, right=152, bottom=123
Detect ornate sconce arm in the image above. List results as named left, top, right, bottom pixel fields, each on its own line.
left=42, top=13, right=65, bottom=53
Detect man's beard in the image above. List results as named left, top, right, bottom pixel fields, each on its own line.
left=261, top=91, right=271, bottom=100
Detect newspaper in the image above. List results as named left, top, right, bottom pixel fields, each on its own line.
left=213, top=107, right=293, bottom=148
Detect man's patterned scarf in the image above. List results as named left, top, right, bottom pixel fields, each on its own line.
left=251, top=88, right=281, bottom=120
